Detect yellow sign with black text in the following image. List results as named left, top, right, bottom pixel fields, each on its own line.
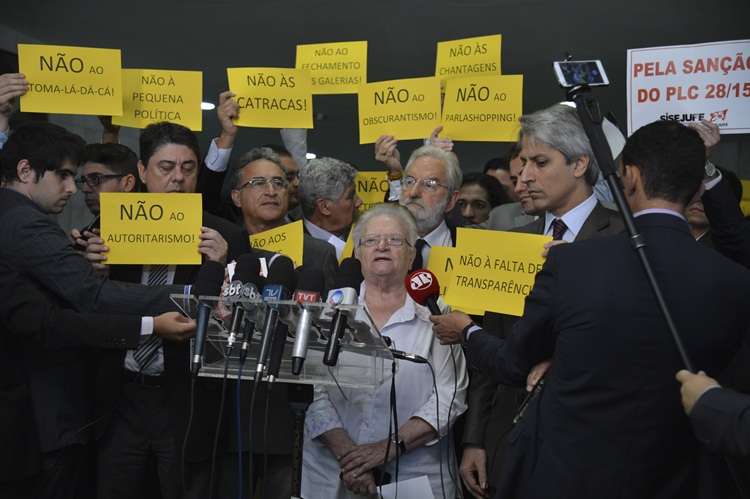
left=446, top=228, right=551, bottom=316
left=100, top=193, right=203, bottom=265
left=249, top=220, right=304, bottom=268
left=426, top=246, right=483, bottom=316
left=355, top=171, right=389, bottom=212
left=435, top=34, right=502, bottom=85
left=112, top=69, right=203, bottom=131
left=227, top=67, right=313, bottom=129
left=18, top=43, right=123, bottom=116
left=296, top=41, right=367, bottom=94
left=442, top=74, right=523, bottom=142
left=357, top=77, right=441, bottom=144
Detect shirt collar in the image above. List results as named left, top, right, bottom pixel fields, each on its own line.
left=422, top=219, right=451, bottom=247
left=633, top=208, right=687, bottom=222
left=543, top=193, right=598, bottom=239
left=358, top=281, right=430, bottom=330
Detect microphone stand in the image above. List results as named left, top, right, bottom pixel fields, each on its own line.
left=568, top=84, right=748, bottom=499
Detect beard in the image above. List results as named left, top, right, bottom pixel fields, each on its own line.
left=401, top=196, right=449, bottom=235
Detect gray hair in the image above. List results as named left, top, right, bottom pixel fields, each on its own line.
left=231, top=146, right=286, bottom=189
left=353, top=204, right=418, bottom=249
left=298, top=157, right=358, bottom=218
left=404, top=145, right=463, bottom=192
left=519, top=104, right=599, bottom=186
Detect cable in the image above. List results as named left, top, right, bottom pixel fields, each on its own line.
left=261, top=384, right=272, bottom=499
left=247, top=375, right=260, bottom=499
left=181, top=376, right=197, bottom=495
left=235, top=366, right=243, bottom=499
left=445, top=346, right=458, bottom=489
left=426, top=360, right=446, bottom=499
left=209, top=346, right=233, bottom=499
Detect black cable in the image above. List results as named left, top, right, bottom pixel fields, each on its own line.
left=247, top=375, right=260, bottom=498
left=426, top=360, right=446, bottom=499
left=390, top=360, right=399, bottom=496
left=235, top=366, right=244, bottom=499
left=181, top=375, right=197, bottom=495
left=261, top=383, right=272, bottom=499
left=208, top=346, right=232, bottom=499
left=445, top=346, right=458, bottom=489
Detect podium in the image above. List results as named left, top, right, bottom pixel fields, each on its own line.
left=170, top=294, right=392, bottom=389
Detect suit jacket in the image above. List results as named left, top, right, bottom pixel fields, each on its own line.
left=102, top=210, right=249, bottom=461
left=691, top=388, right=750, bottom=457
left=462, top=202, right=624, bottom=481
left=702, top=177, right=750, bottom=269
left=0, top=188, right=227, bottom=481
left=0, top=273, right=143, bottom=482
left=466, top=213, right=750, bottom=499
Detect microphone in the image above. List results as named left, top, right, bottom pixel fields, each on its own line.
left=256, top=255, right=297, bottom=376
left=290, top=266, right=326, bottom=375
left=323, top=258, right=363, bottom=367
left=381, top=336, right=428, bottom=364
left=405, top=269, right=442, bottom=315
left=223, top=255, right=262, bottom=348
left=191, top=302, right=213, bottom=376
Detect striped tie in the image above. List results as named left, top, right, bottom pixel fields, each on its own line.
left=132, top=265, right=169, bottom=372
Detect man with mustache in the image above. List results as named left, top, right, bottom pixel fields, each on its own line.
left=398, top=145, right=462, bottom=270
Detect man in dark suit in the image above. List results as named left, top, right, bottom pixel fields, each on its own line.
left=75, top=122, right=248, bottom=499
left=229, top=146, right=338, bottom=291
left=0, top=122, right=224, bottom=499
left=433, top=120, right=750, bottom=499
left=460, top=103, right=624, bottom=498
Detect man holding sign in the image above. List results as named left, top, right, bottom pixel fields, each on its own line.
left=81, top=121, right=248, bottom=499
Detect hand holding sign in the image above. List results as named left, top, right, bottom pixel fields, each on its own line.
left=0, top=73, right=28, bottom=130
left=198, top=227, right=228, bottom=264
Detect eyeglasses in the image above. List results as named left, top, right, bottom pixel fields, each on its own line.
left=75, top=173, right=125, bottom=187
left=237, top=176, right=289, bottom=191
left=358, top=234, right=411, bottom=248
left=401, top=176, right=449, bottom=192
left=286, top=171, right=299, bottom=182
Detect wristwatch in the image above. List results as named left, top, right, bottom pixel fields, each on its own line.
left=704, top=160, right=717, bottom=178
left=391, top=436, right=407, bottom=456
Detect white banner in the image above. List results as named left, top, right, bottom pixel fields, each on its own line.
left=627, top=40, right=750, bottom=135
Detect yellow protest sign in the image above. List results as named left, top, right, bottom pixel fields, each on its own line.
left=112, top=69, right=202, bottom=131
left=100, top=193, right=203, bottom=265
left=249, top=220, right=304, bottom=267
left=435, top=34, right=502, bottom=85
left=227, top=67, right=313, bottom=128
left=444, top=228, right=551, bottom=316
left=357, top=77, right=441, bottom=144
left=296, top=41, right=367, bottom=94
left=340, top=227, right=355, bottom=264
left=442, top=74, right=523, bottom=142
left=427, top=246, right=483, bottom=315
left=355, top=171, right=389, bottom=212
left=18, top=44, right=123, bottom=116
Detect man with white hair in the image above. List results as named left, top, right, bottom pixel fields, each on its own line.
left=398, top=145, right=462, bottom=270
left=298, top=157, right=362, bottom=260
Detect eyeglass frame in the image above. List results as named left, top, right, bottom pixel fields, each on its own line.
left=358, top=234, right=413, bottom=248
left=235, top=176, right=289, bottom=191
left=75, top=172, right=126, bottom=188
left=401, top=175, right=450, bottom=192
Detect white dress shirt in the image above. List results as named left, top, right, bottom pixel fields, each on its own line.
left=304, top=218, right=346, bottom=260
left=421, top=220, right=453, bottom=267
left=302, top=283, right=468, bottom=498
left=543, top=193, right=598, bottom=242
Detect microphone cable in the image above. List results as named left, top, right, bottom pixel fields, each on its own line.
left=181, top=375, right=197, bottom=495
left=426, top=359, right=447, bottom=499
left=445, top=345, right=459, bottom=490
left=208, top=343, right=233, bottom=499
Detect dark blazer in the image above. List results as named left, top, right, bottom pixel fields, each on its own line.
left=103, top=210, right=249, bottom=460
left=702, top=177, right=750, bottom=269
left=462, top=201, right=624, bottom=472
left=0, top=188, right=225, bottom=481
left=691, top=388, right=750, bottom=457
left=466, top=213, right=750, bottom=499
left=0, top=273, right=143, bottom=482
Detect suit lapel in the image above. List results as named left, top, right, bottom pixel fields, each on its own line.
left=575, top=202, right=610, bottom=242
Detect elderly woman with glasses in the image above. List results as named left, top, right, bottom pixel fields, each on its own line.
left=302, top=203, right=468, bottom=498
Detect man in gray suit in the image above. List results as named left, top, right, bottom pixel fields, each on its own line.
left=459, top=104, right=624, bottom=498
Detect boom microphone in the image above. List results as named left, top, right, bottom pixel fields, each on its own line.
left=323, top=258, right=363, bottom=367
left=290, top=266, right=326, bottom=375
left=405, top=269, right=441, bottom=315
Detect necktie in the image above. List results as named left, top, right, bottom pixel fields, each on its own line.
left=551, top=218, right=568, bottom=241
left=132, top=265, right=168, bottom=372
left=410, top=239, right=428, bottom=272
